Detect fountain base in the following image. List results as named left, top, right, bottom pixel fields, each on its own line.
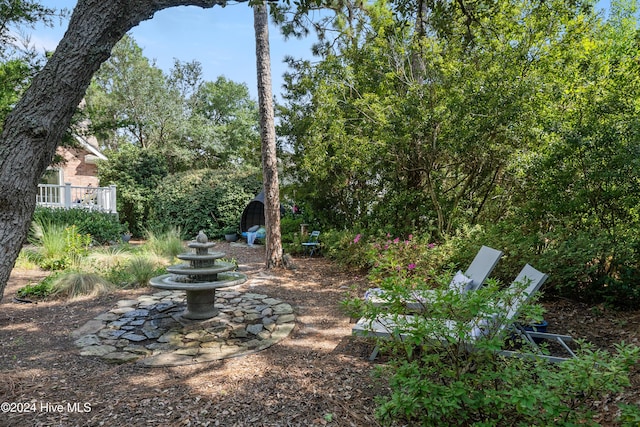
left=183, top=289, right=219, bottom=319
left=150, top=272, right=247, bottom=320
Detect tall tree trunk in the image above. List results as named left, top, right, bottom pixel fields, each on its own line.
left=0, top=0, right=223, bottom=302
left=253, top=1, right=283, bottom=269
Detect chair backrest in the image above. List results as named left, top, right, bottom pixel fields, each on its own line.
left=462, top=246, right=503, bottom=292
left=469, top=264, right=548, bottom=339
left=308, top=231, right=320, bottom=242
left=501, top=264, right=548, bottom=321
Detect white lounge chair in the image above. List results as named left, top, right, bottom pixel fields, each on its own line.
left=353, top=264, right=568, bottom=360
left=365, top=245, right=503, bottom=310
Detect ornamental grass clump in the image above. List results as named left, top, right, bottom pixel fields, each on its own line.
left=48, top=271, right=114, bottom=299
left=125, top=255, right=165, bottom=287
left=29, top=220, right=92, bottom=271
left=143, top=227, right=184, bottom=259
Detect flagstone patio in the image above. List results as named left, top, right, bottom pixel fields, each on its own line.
left=72, top=288, right=295, bottom=367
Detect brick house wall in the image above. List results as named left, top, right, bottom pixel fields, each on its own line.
left=57, top=145, right=100, bottom=187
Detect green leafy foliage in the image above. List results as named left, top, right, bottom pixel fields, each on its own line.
left=376, top=339, right=639, bottom=426
left=32, top=207, right=125, bottom=244
left=279, top=0, right=575, bottom=236
left=97, top=144, right=169, bottom=236
left=147, top=168, right=262, bottom=238
left=618, top=403, right=640, bottom=426
left=347, top=263, right=639, bottom=426
left=278, top=0, right=640, bottom=309
left=17, top=276, right=55, bottom=299
left=279, top=215, right=305, bottom=253
left=1, top=2, right=65, bottom=132
left=0, top=59, right=30, bottom=126
left=85, top=35, right=260, bottom=169
left=317, top=230, right=374, bottom=270
left=191, top=76, right=261, bottom=166
left=29, top=220, right=92, bottom=271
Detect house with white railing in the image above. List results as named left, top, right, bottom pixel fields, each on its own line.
left=36, top=133, right=117, bottom=213
left=37, top=183, right=117, bottom=213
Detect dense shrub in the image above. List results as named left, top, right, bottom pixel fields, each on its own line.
left=348, top=272, right=640, bottom=426
left=147, top=167, right=262, bottom=239
left=323, top=221, right=640, bottom=309
left=33, top=207, right=125, bottom=244
left=536, top=226, right=640, bottom=309
left=318, top=229, right=374, bottom=270
left=97, top=145, right=169, bottom=236
left=320, top=228, right=480, bottom=281
left=446, top=221, right=640, bottom=309
left=280, top=216, right=306, bottom=254
left=376, top=337, right=639, bottom=426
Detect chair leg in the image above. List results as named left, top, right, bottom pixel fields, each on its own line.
left=369, top=345, right=380, bottom=361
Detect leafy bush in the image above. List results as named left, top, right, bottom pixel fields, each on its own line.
left=97, top=145, right=169, bottom=236
left=536, top=226, right=640, bottom=309
left=147, top=167, right=262, bottom=238
left=376, top=339, right=639, bottom=426
left=17, top=276, right=55, bottom=299
left=450, top=221, right=640, bottom=309
left=317, top=229, right=374, bottom=269
left=280, top=216, right=321, bottom=254
left=280, top=216, right=305, bottom=243
left=350, top=276, right=640, bottom=426
left=33, top=207, right=125, bottom=244
left=320, top=228, right=475, bottom=280
left=618, top=403, right=640, bottom=426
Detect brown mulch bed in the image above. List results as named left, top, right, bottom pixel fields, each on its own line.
left=0, top=242, right=638, bottom=426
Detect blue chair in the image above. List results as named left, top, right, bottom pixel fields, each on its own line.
left=302, top=231, right=321, bottom=256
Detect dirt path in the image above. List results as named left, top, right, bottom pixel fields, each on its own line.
left=0, top=242, right=638, bottom=426
left=0, top=243, right=384, bottom=426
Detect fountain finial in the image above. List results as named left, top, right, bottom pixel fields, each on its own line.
left=196, top=230, right=208, bottom=243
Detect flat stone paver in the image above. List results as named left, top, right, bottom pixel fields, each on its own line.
left=73, top=289, right=296, bottom=367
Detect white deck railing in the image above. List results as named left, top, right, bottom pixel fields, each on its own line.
left=36, top=183, right=117, bottom=214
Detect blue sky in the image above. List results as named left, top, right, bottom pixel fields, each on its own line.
left=30, top=1, right=318, bottom=101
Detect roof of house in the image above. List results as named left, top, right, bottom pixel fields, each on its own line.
left=74, top=134, right=107, bottom=162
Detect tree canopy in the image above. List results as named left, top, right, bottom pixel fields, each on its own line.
left=0, top=0, right=59, bottom=130
left=0, top=0, right=227, bottom=300
left=277, top=0, right=640, bottom=305
left=84, top=35, right=260, bottom=171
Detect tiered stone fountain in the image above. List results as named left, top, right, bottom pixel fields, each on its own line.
left=150, top=231, right=247, bottom=320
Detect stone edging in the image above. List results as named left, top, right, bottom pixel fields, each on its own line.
left=72, top=290, right=295, bottom=367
